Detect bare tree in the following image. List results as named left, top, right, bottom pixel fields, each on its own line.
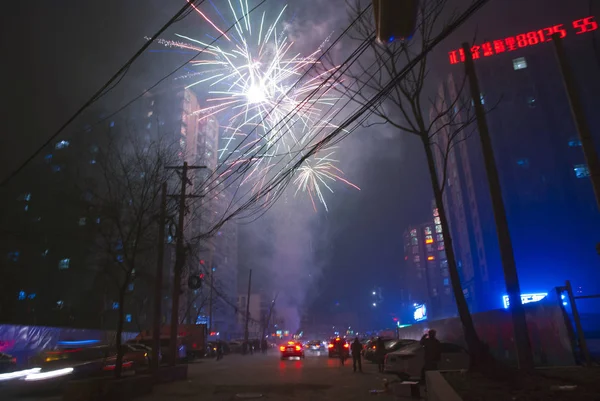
left=346, top=0, right=496, bottom=369
left=88, top=132, right=177, bottom=377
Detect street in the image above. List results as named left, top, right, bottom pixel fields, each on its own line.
left=6, top=352, right=404, bottom=401
left=141, top=351, right=396, bottom=401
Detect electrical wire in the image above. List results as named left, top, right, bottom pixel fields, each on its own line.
left=194, top=0, right=492, bottom=239
left=0, top=0, right=208, bottom=187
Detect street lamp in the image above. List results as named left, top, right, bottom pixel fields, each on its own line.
left=372, top=302, right=377, bottom=307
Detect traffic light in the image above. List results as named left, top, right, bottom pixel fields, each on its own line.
left=188, top=273, right=205, bottom=290
left=372, top=0, right=419, bottom=43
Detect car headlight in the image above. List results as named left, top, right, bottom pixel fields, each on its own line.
left=24, top=367, right=74, bottom=381
left=0, top=368, right=41, bottom=381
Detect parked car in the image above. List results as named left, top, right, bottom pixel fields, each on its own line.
left=128, top=337, right=186, bottom=363
left=363, top=338, right=394, bottom=361
left=229, top=341, right=243, bottom=353
left=0, top=352, right=17, bottom=373
left=384, top=342, right=469, bottom=380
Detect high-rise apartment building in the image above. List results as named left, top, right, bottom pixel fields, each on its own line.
left=402, top=202, right=454, bottom=322
left=429, top=0, right=600, bottom=310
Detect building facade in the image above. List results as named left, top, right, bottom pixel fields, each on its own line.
left=401, top=202, right=454, bottom=322
left=430, top=0, right=600, bottom=310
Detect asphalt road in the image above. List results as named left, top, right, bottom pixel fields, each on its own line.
left=142, top=351, right=397, bottom=401
left=5, top=351, right=408, bottom=401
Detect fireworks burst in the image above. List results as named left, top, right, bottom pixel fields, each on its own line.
left=158, top=0, right=358, bottom=210
left=293, top=151, right=361, bottom=212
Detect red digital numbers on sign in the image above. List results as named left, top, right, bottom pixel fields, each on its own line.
left=448, top=16, right=597, bottom=65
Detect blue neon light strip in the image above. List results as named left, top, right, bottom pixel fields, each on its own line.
left=57, top=340, right=100, bottom=346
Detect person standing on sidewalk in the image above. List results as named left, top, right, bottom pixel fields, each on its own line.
left=351, top=338, right=363, bottom=373
left=420, top=329, right=441, bottom=382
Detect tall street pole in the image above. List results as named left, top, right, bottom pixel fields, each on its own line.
left=552, top=35, right=600, bottom=210
left=169, top=162, right=188, bottom=366
left=243, top=269, right=252, bottom=355
left=462, top=43, right=534, bottom=371
left=165, top=162, right=205, bottom=365
left=152, top=182, right=167, bottom=375
left=208, top=268, right=214, bottom=332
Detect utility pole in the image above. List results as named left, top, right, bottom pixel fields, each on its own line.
left=243, top=269, right=252, bottom=355
left=552, top=35, right=600, bottom=211
left=166, top=162, right=205, bottom=365
left=208, top=267, right=214, bottom=332
left=261, top=293, right=279, bottom=340
left=152, top=182, right=167, bottom=375
left=462, top=43, right=534, bottom=371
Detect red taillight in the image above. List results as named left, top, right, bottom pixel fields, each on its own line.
left=295, top=345, right=301, bottom=351
left=328, top=344, right=334, bottom=348
left=343, top=344, right=349, bottom=348
left=279, top=346, right=285, bottom=352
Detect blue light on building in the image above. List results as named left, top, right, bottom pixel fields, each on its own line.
left=502, top=293, right=548, bottom=309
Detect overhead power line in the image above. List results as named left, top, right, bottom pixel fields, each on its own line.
left=0, top=0, right=209, bottom=187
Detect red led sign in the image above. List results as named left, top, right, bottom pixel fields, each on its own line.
left=448, top=16, right=598, bottom=65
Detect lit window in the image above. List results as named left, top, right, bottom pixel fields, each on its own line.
left=440, top=260, right=449, bottom=268
left=426, top=244, right=434, bottom=252
left=480, top=93, right=485, bottom=105
left=146, top=122, right=152, bottom=130
left=438, top=242, right=445, bottom=251
left=109, top=121, right=115, bottom=128
left=150, top=100, right=155, bottom=106
left=432, top=288, right=438, bottom=296
left=425, top=235, right=433, bottom=244
left=517, top=158, right=529, bottom=168
left=443, top=278, right=449, bottom=286
left=526, top=97, right=536, bottom=108
left=24, top=205, right=29, bottom=212
left=58, top=258, right=70, bottom=269
left=434, top=216, right=441, bottom=225
left=574, top=164, right=590, bottom=178
left=55, top=140, right=70, bottom=149
left=424, top=226, right=432, bottom=235
left=427, top=256, right=435, bottom=261
left=18, top=193, right=32, bottom=201
left=414, top=255, right=420, bottom=263
left=45, top=154, right=53, bottom=163
left=568, top=138, right=582, bottom=147
left=90, top=159, right=96, bottom=165
left=56, top=300, right=64, bottom=309
left=147, top=111, right=153, bottom=117
left=7, top=251, right=20, bottom=262
left=513, top=57, right=527, bottom=70
left=411, top=237, right=418, bottom=245
left=79, top=217, right=87, bottom=226
left=180, top=138, right=186, bottom=149
left=96, top=217, right=101, bottom=224
left=127, top=283, right=134, bottom=292
left=112, top=302, right=119, bottom=310
left=433, top=208, right=439, bottom=217
left=52, top=165, right=62, bottom=173
left=435, top=225, right=443, bottom=234
left=126, top=314, right=132, bottom=323
left=437, top=234, right=444, bottom=242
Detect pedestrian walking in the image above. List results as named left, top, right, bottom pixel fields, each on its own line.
left=351, top=337, right=363, bottom=373
left=216, top=340, right=224, bottom=361
left=337, top=340, right=346, bottom=366
left=375, top=337, right=386, bottom=373
left=420, top=329, right=441, bottom=382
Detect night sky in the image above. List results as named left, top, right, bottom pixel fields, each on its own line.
left=3, top=0, right=599, bottom=332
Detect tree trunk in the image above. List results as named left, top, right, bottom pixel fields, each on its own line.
left=421, top=138, right=487, bottom=361
left=114, top=288, right=126, bottom=379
